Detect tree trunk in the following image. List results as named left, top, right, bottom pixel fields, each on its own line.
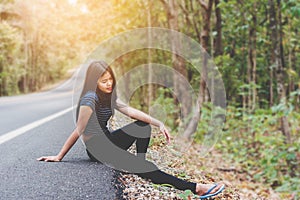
left=287, top=47, right=294, bottom=94
left=269, top=66, right=274, bottom=107
left=183, top=0, right=213, bottom=139
left=214, top=0, right=222, bottom=56
left=250, top=6, right=257, bottom=111
left=247, top=33, right=252, bottom=110
left=147, top=1, right=153, bottom=107
left=246, top=6, right=257, bottom=112
left=199, top=0, right=213, bottom=105
left=23, top=32, right=28, bottom=93
left=162, top=0, right=191, bottom=121
left=291, top=47, right=298, bottom=111
left=269, top=0, right=292, bottom=144
left=268, top=1, right=276, bottom=107
left=277, top=0, right=292, bottom=144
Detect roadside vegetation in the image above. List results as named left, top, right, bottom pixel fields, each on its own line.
left=1, top=0, right=299, bottom=199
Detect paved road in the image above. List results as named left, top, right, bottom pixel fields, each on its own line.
left=0, top=71, right=123, bottom=199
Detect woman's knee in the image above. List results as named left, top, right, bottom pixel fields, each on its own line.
left=135, top=120, right=149, bottom=127
left=135, top=121, right=151, bottom=135
left=120, top=120, right=152, bottom=138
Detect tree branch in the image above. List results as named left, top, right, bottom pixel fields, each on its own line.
left=178, top=1, right=193, bottom=26
left=158, top=0, right=171, bottom=19
left=198, top=0, right=208, bottom=10
left=158, top=0, right=168, bottom=8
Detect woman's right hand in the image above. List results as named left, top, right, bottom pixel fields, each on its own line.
left=159, top=123, right=171, bottom=144
left=37, top=155, right=61, bottom=162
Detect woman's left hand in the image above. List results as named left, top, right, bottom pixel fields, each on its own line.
left=159, top=123, right=171, bottom=144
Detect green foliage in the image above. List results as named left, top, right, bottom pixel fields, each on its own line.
left=178, top=189, right=196, bottom=200
left=282, top=0, right=300, bottom=17
left=271, top=90, right=300, bottom=116
left=0, top=21, right=23, bottom=95
left=0, top=1, right=298, bottom=199
left=150, top=87, right=179, bottom=131
left=193, top=103, right=214, bottom=142
left=0, top=0, right=125, bottom=95
left=214, top=54, right=244, bottom=103
left=216, top=106, right=300, bottom=196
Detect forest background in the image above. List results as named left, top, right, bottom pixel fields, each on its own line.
left=0, top=0, right=299, bottom=199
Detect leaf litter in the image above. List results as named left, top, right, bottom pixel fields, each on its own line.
left=111, top=118, right=282, bottom=200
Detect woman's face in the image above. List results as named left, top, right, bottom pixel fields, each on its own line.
left=97, top=71, right=113, bottom=93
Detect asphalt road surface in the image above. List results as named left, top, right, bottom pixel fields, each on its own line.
left=0, top=71, right=123, bottom=199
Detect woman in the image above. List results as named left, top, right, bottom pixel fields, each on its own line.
left=37, top=60, right=225, bottom=199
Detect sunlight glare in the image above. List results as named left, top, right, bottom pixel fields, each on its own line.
left=80, top=5, right=89, bottom=14
left=68, top=0, right=77, bottom=6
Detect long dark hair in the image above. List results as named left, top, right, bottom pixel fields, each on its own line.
left=76, top=60, right=117, bottom=121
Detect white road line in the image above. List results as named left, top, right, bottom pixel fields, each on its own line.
left=0, top=107, right=74, bottom=145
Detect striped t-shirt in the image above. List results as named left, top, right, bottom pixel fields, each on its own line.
left=79, top=91, right=113, bottom=135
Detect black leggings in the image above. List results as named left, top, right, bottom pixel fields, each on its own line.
left=86, top=121, right=197, bottom=194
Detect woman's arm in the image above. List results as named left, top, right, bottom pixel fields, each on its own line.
left=116, top=99, right=171, bottom=143
left=37, top=106, right=93, bottom=162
